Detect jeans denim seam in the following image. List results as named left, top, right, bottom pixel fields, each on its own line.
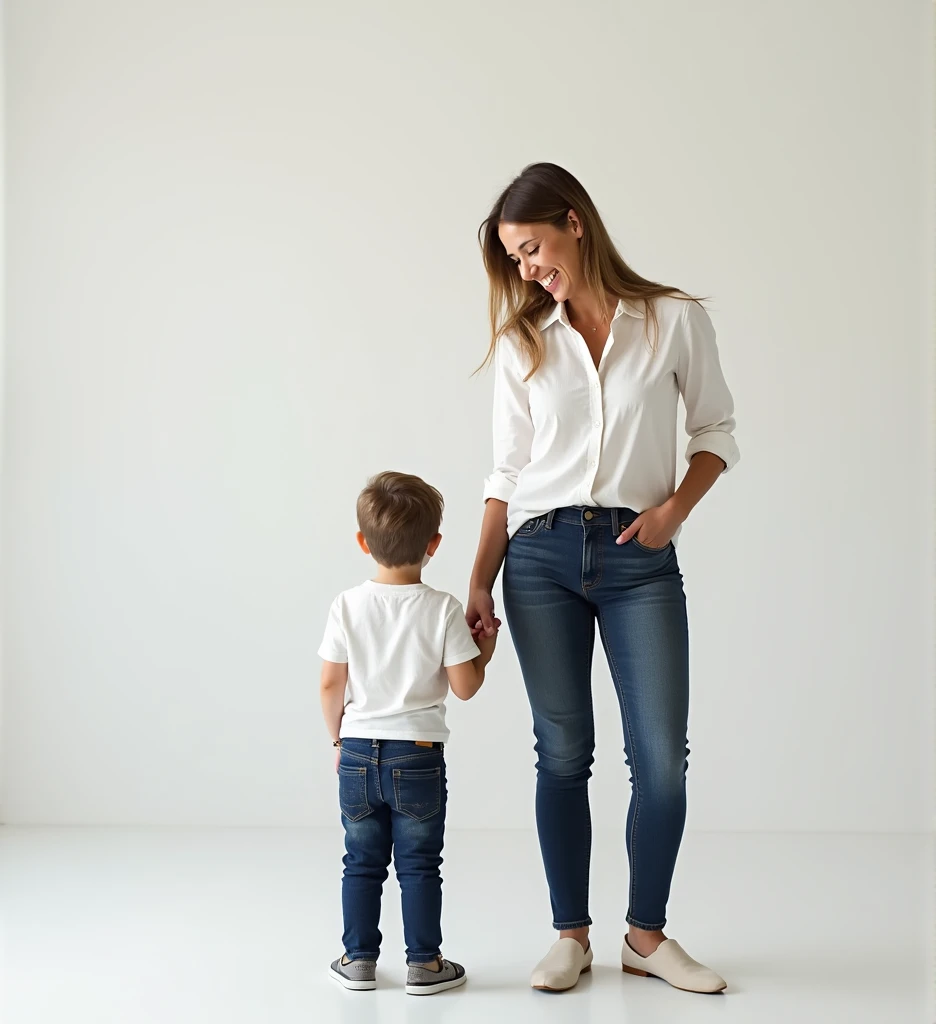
left=581, top=619, right=596, bottom=921
left=598, top=605, right=642, bottom=921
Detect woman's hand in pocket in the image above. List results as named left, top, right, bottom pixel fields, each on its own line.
left=616, top=503, right=684, bottom=549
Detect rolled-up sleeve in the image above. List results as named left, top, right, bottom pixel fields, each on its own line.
left=482, top=339, right=533, bottom=503
left=678, top=300, right=740, bottom=472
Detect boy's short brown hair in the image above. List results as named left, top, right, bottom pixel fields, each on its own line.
left=356, top=471, right=444, bottom=568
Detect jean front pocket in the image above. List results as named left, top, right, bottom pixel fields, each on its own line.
left=515, top=516, right=546, bottom=537
left=632, top=537, right=673, bottom=554
left=392, top=767, right=442, bottom=821
left=338, top=765, right=371, bottom=822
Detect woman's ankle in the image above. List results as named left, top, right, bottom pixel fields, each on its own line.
left=627, top=927, right=666, bottom=957
left=559, top=926, right=590, bottom=952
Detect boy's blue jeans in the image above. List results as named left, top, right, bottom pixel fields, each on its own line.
left=338, top=738, right=447, bottom=964
left=503, top=506, right=690, bottom=932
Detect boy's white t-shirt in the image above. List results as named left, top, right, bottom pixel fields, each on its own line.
left=318, top=580, right=481, bottom=742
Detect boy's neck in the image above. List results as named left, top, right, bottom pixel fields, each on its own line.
left=373, top=563, right=423, bottom=586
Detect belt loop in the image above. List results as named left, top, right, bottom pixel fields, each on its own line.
left=371, top=738, right=379, bottom=748
left=611, top=509, right=619, bottom=535
left=545, top=509, right=556, bottom=530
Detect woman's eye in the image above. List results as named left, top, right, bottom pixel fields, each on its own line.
left=528, top=246, right=540, bottom=257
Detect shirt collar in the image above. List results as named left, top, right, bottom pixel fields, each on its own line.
left=542, top=297, right=645, bottom=329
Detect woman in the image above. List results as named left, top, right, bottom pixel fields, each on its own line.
left=466, top=163, right=738, bottom=995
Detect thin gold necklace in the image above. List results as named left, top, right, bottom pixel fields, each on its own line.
left=569, top=304, right=612, bottom=333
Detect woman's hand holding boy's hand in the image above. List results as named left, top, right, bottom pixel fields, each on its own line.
left=467, top=588, right=499, bottom=639
left=475, top=623, right=500, bottom=664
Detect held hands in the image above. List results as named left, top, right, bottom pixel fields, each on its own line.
left=475, top=624, right=499, bottom=664
left=466, top=588, right=500, bottom=640
left=616, top=500, right=686, bottom=550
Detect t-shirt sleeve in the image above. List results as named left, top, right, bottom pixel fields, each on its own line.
left=317, top=598, right=348, bottom=663
left=442, top=600, right=481, bottom=667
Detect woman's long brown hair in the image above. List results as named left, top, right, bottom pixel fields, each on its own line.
left=479, top=162, right=693, bottom=378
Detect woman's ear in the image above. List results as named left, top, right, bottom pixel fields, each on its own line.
left=568, top=209, right=584, bottom=238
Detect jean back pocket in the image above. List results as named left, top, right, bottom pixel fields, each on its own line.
left=338, top=764, right=371, bottom=822
left=392, top=767, right=442, bottom=821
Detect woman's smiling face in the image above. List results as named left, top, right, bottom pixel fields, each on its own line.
left=498, top=212, right=585, bottom=306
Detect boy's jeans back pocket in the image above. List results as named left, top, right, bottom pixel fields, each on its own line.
left=392, top=767, right=441, bottom=822
left=338, top=764, right=371, bottom=822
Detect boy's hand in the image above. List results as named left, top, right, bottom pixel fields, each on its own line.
left=476, top=625, right=499, bottom=663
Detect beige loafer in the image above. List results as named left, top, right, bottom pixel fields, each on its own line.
left=531, top=937, right=593, bottom=992
left=621, top=936, right=726, bottom=993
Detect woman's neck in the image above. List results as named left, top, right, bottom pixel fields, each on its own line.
left=566, top=290, right=616, bottom=325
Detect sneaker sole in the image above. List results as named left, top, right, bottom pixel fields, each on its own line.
left=329, top=967, right=376, bottom=991
left=405, top=974, right=467, bottom=996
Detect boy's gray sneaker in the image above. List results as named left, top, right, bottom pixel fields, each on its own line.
left=329, top=955, right=377, bottom=990
left=405, top=956, right=467, bottom=995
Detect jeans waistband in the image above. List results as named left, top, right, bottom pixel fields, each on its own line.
left=548, top=506, right=640, bottom=532
left=341, top=738, right=444, bottom=751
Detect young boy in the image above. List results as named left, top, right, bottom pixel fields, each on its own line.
left=319, top=471, right=497, bottom=995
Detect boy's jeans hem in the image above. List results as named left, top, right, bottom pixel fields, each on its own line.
left=552, top=917, right=593, bottom=930
left=406, top=951, right=443, bottom=964
left=345, top=949, right=380, bottom=962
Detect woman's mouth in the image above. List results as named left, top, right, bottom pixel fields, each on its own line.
left=541, top=270, right=559, bottom=293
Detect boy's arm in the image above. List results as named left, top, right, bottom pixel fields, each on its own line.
left=320, top=660, right=348, bottom=743
left=446, top=631, right=496, bottom=701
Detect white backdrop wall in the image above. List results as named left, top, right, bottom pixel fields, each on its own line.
left=2, top=0, right=933, bottom=831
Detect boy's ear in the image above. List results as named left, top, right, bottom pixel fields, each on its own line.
left=356, top=531, right=371, bottom=555
left=427, top=533, right=442, bottom=557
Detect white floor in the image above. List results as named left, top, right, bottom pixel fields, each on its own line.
left=0, top=828, right=931, bottom=1024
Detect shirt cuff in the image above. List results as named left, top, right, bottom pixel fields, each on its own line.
left=318, top=645, right=348, bottom=663
left=482, top=472, right=516, bottom=504
left=686, top=431, right=740, bottom=472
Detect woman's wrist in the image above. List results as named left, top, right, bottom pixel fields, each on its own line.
left=663, top=493, right=692, bottom=524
